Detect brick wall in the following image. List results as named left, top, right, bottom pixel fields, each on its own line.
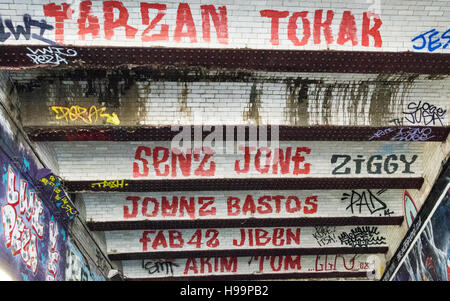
left=105, top=225, right=392, bottom=255
left=0, top=0, right=449, bottom=53
left=122, top=253, right=385, bottom=279
left=3, top=0, right=449, bottom=282
left=43, top=141, right=425, bottom=180
left=83, top=189, right=404, bottom=223
left=17, top=72, right=450, bottom=127
left=0, top=70, right=115, bottom=280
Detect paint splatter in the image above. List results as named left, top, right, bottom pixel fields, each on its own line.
left=1, top=166, right=7, bottom=184
left=23, top=157, right=30, bottom=173
left=40, top=252, right=46, bottom=263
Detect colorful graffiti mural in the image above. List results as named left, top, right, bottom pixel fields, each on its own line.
left=0, top=149, right=66, bottom=281
left=65, top=237, right=105, bottom=281
left=37, top=172, right=79, bottom=221
left=0, top=2, right=383, bottom=48
left=392, top=184, right=450, bottom=281
left=382, top=160, right=450, bottom=281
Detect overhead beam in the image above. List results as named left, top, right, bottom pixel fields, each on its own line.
left=108, top=247, right=388, bottom=261
left=64, top=177, right=424, bottom=192
left=2, top=46, right=450, bottom=74
left=87, top=216, right=404, bottom=231
left=127, top=271, right=370, bottom=281
left=26, top=126, right=450, bottom=142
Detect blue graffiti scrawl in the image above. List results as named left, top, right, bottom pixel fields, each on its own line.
left=23, top=157, right=30, bottom=173
left=412, top=28, right=450, bottom=52
left=0, top=14, right=56, bottom=45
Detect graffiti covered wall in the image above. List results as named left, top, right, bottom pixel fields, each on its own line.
left=49, top=141, right=425, bottom=181
left=65, top=237, right=105, bottom=281
left=381, top=158, right=450, bottom=281
left=391, top=183, right=450, bottom=281
left=123, top=253, right=383, bottom=280
left=0, top=149, right=66, bottom=280
left=0, top=0, right=448, bottom=54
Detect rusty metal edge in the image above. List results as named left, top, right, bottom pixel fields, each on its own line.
left=25, top=125, right=450, bottom=142
left=2, top=46, right=450, bottom=74
left=64, top=177, right=424, bottom=192
left=87, top=216, right=404, bottom=231
left=126, top=271, right=370, bottom=281
left=108, top=247, right=389, bottom=261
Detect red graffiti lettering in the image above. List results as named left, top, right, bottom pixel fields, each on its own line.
left=288, top=11, right=310, bottom=46
left=234, top=146, right=311, bottom=175
left=78, top=0, right=100, bottom=40
left=200, top=5, right=228, bottom=44
left=103, top=1, right=138, bottom=40
left=362, top=12, right=382, bottom=47
left=260, top=9, right=382, bottom=48
left=183, top=256, right=237, bottom=275
left=43, top=2, right=72, bottom=43
left=174, top=3, right=197, bottom=43
left=337, top=10, right=358, bottom=46
left=260, top=10, right=289, bottom=45
left=140, top=3, right=169, bottom=42
left=233, top=228, right=301, bottom=247
left=132, top=146, right=216, bottom=178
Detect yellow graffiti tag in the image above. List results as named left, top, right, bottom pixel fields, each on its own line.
left=51, top=105, right=120, bottom=125
left=91, top=179, right=128, bottom=189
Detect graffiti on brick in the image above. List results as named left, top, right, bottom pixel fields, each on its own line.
left=411, top=29, right=450, bottom=52
left=65, top=238, right=105, bottom=281
left=331, top=154, right=418, bottom=175
left=127, top=254, right=376, bottom=278
left=141, top=259, right=179, bottom=276
left=0, top=14, right=56, bottom=45
left=51, top=105, right=120, bottom=125
left=0, top=162, right=66, bottom=281
left=338, top=226, right=386, bottom=248
left=403, top=101, right=446, bottom=126
left=312, top=254, right=356, bottom=272
left=26, top=46, right=77, bottom=65
left=123, top=194, right=318, bottom=220
left=341, top=189, right=394, bottom=216
left=138, top=228, right=301, bottom=251
left=312, top=226, right=337, bottom=246
left=2, top=165, right=44, bottom=275
left=133, top=146, right=312, bottom=178
left=1, top=2, right=385, bottom=49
